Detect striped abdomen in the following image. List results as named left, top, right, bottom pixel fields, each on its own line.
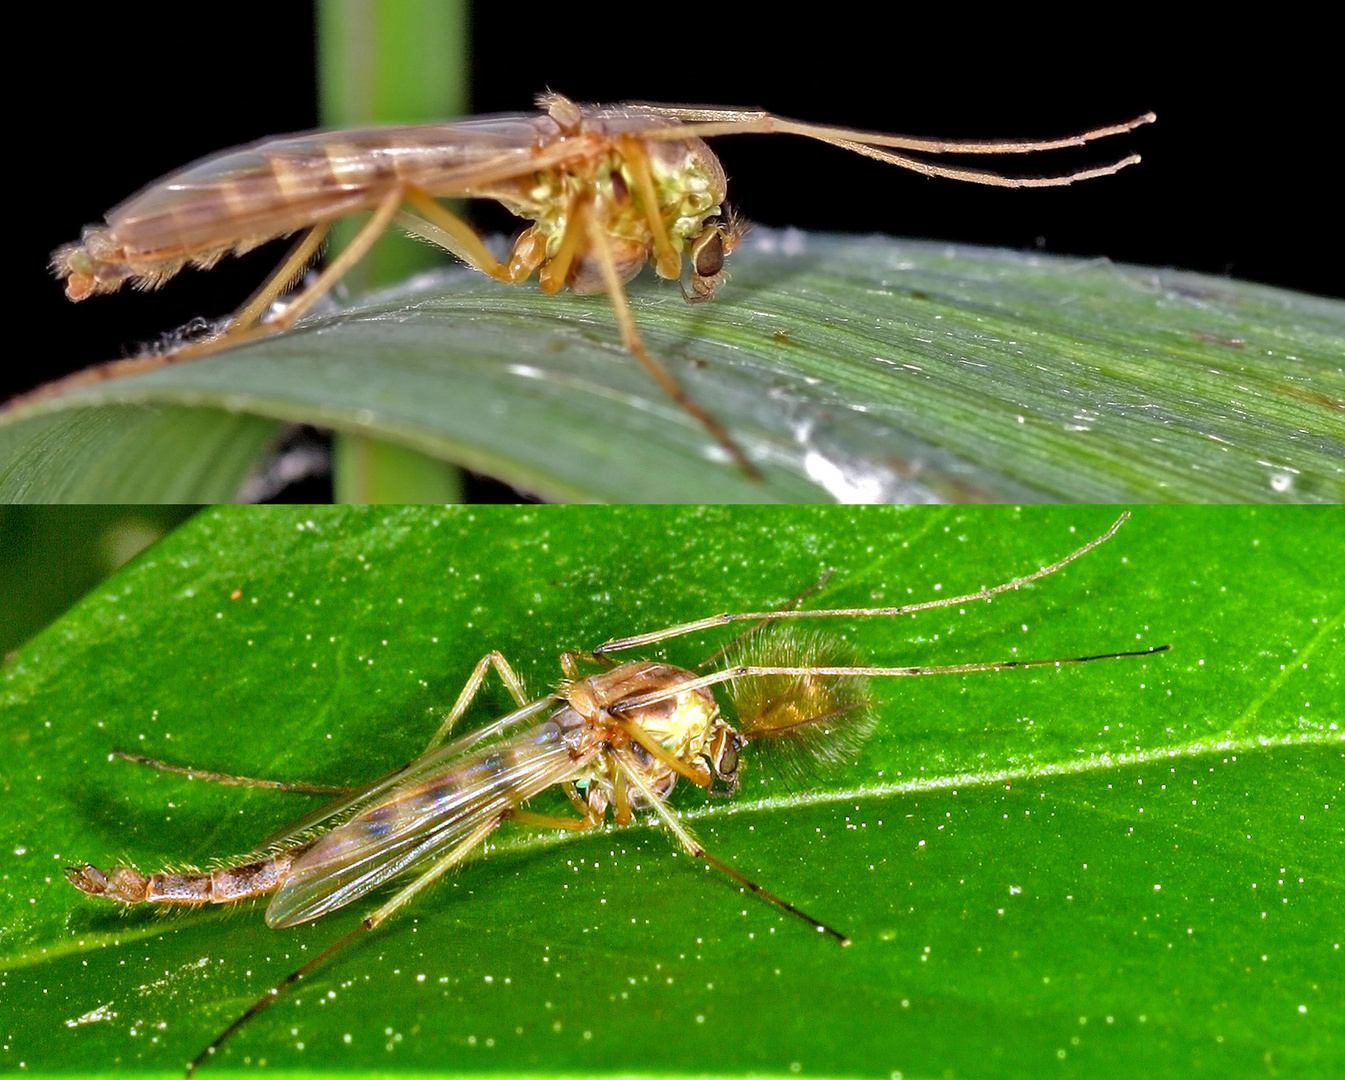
left=50, top=114, right=562, bottom=301
left=65, top=841, right=315, bottom=908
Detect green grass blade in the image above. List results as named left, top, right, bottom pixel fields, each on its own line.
left=317, top=0, right=470, bottom=501
left=4, top=238, right=1341, bottom=502
left=0, top=407, right=281, bottom=503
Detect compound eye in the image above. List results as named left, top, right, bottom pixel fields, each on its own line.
left=691, top=225, right=725, bottom=280
left=714, top=731, right=742, bottom=779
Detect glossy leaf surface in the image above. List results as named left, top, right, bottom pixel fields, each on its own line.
left=6, top=238, right=1341, bottom=502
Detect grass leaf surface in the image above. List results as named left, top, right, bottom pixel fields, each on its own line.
left=6, top=237, right=1341, bottom=501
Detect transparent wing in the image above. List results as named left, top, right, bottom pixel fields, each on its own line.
left=249, top=695, right=560, bottom=857
left=104, top=112, right=583, bottom=256
left=265, top=717, right=589, bottom=928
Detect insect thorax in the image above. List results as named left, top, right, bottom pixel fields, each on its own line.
left=556, top=661, right=723, bottom=811
left=502, top=135, right=727, bottom=290
left=642, top=138, right=728, bottom=259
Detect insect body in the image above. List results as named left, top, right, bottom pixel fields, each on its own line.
left=46, top=94, right=1155, bottom=476
left=67, top=514, right=1167, bottom=1073
left=69, top=659, right=742, bottom=930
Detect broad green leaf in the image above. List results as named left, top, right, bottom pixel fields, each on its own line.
left=5, top=238, right=1341, bottom=502
left=2, top=506, right=1341, bottom=1078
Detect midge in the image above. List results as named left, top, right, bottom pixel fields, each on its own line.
left=67, top=513, right=1168, bottom=1074
left=48, top=93, right=1155, bottom=477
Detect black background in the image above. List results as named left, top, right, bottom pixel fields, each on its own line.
left=18, top=5, right=1338, bottom=405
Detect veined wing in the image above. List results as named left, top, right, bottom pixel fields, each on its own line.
left=103, top=112, right=585, bottom=257
left=249, top=694, right=560, bottom=858
left=265, top=716, right=589, bottom=929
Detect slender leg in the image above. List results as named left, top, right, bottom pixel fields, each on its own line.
left=164, top=189, right=399, bottom=361
left=537, top=195, right=586, bottom=294
left=398, top=187, right=516, bottom=281
left=612, top=718, right=712, bottom=787
left=580, top=199, right=760, bottom=480
left=616, top=136, right=681, bottom=280
left=4, top=186, right=516, bottom=413
left=225, top=224, right=331, bottom=334
left=562, top=781, right=590, bottom=818
left=186, top=813, right=502, bottom=1077
left=614, top=751, right=850, bottom=945
left=611, top=769, right=632, bottom=825
left=161, top=186, right=406, bottom=369
left=424, top=650, right=530, bottom=751
left=395, top=194, right=549, bottom=288
left=2, top=223, right=334, bottom=404
left=504, top=807, right=594, bottom=831
left=268, top=186, right=404, bottom=330
left=89, top=189, right=402, bottom=373
left=111, top=751, right=352, bottom=795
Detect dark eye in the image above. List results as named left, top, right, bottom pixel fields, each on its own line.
left=715, top=732, right=741, bottom=778
left=692, top=227, right=725, bottom=279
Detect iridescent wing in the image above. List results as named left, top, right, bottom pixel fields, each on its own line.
left=247, top=695, right=560, bottom=859
left=265, top=715, right=591, bottom=928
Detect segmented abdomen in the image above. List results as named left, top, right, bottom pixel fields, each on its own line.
left=65, top=841, right=315, bottom=907
left=50, top=115, right=555, bottom=300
